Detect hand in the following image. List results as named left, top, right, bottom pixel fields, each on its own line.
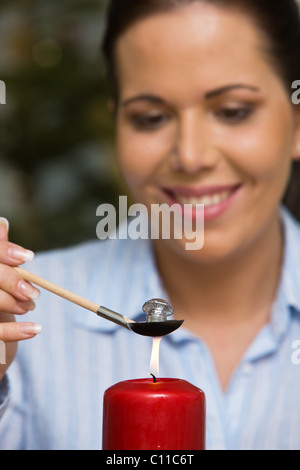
left=0, top=218, right=41, bottom=381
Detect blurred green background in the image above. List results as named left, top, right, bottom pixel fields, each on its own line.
left=0, top=0, right=124, bottom=252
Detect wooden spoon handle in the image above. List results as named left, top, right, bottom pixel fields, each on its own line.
left=14, top=266, right=100, bottom=314
left=14, top=267, right=135, bottom=329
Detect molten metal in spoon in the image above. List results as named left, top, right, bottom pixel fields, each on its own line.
left=128, top=298, right=184, bottom=337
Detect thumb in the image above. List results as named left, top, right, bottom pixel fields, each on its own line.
left=0, top=218, right=9, bottom=242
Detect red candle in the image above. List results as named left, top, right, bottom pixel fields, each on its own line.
left=102, top=377, right=205, bottom=450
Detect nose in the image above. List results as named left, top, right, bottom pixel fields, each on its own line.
left=171, top=109, right=219, bottom=173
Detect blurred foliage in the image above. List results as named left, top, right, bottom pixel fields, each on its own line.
left=0, top=0, right=125, bottom=252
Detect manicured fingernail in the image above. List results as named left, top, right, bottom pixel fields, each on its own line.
left=8, top=246, right=35, bottom=263
left=20, top=324, right=42, bottom=336
left=0, top=218, right=9, bottom=232
left=18, top=280, right=40, bottom=300
left=18, top=300, right=36, bottom=312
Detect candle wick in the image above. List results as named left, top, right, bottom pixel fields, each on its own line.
left=150, top=373, right=157, bottom=383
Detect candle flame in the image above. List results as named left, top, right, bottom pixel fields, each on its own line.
left=149, top=337, right=162, bottom=378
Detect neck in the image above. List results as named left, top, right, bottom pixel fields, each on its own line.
left=153, top=212, right=284, bottom=329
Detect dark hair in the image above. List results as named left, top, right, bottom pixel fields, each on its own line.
left=101, top=0, right=300, bottom=221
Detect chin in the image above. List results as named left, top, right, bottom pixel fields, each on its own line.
left=155, top=235, right=242, bottom=266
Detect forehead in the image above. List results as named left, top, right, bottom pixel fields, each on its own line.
left=114, top=2, right=277, bottom=100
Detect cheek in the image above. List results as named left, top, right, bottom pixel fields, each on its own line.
left=227, top=115, right=294, bottom=187
left=116, top=123, right=169, bottom=189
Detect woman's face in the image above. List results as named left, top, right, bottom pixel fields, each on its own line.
left=114, top=2, right=300, bottom=262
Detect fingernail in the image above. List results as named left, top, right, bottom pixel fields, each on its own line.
left=18, top=280, right=40, bottom=300
left=0, top=218, right=9, bottom=232
left=8, top=246, right=35, bottom=263
left=17, top=300, right=36, bottom=312
left=20, top=324, right=42, bottom=336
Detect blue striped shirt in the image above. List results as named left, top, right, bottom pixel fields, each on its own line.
left=1, top=207, right=300, bottom=450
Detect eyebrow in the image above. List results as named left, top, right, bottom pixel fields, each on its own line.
left=121, top=84, right=260, bottom=107
left=204, top=84, right=260, bottom=99
left=122, top=94, right=164, bottom=107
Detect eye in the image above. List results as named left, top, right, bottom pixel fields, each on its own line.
left=129, top=111, right=170, bottom=131
left=215, top=106, right=253, bottom=124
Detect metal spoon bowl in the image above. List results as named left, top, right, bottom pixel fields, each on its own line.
left=128, top=298, right=183, bottom=337
left=128, top=319, right=184, bottom=337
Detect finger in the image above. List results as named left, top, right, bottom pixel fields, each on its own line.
left=0, top=321, right=42, bottom=342
left=0, top=241, right=35, bottom=266
left=0, top=264, right=40, bottom=302
left=0, top=290, right=36, bottom=314
left=0, top=218, right=35, bottom=266
left=0, top=218, right=9, bottom=242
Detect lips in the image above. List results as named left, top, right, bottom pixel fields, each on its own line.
left=162, top=184, right=242, bottom=221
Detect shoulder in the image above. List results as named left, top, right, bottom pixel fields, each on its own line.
left=280, top=206, right=300, bottom=314
left=282, top=206, right=300, bottom=258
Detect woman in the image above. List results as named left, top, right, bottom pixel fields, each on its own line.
left=1, top=0, right=300, bottom=450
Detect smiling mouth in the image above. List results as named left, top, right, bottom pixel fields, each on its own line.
left=163, top=184, right=241, bottom=208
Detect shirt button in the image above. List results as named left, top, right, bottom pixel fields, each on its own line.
left=242, top=363, right=253, bottom=375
